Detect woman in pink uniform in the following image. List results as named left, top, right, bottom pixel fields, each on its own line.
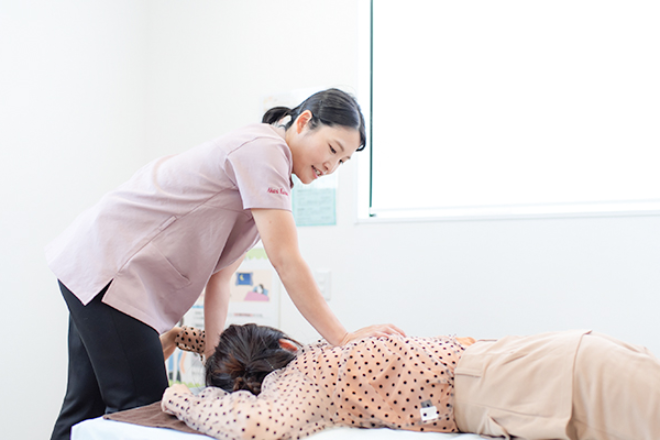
left=46, top=88, right=404, bottom=440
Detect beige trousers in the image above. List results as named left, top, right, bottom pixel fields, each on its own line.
left=567, top=332, right=660, bottom=440
left=454, top=331, right=660, bottom=440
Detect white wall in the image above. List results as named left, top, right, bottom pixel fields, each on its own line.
left=291, top=201, right=660, bottom=349
left=0, top=1, right=148, bottom=438
left=142, top=0, right=363, bottom=159
left=2, top=1, right=659, bottom=438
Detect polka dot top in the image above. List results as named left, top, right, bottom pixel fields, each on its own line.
left=175, top=326, right=206, bottom=354
left=163, top=328, right=467, bottom=440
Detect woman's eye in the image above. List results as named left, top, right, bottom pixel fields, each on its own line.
left=330, top=146, right=336, bottom=154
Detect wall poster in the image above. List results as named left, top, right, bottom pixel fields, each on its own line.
left=166, top=246, right=280, bottom=387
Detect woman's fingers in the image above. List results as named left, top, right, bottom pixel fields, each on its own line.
left=380, top=324, right=406, bottom=337
left=341, top=324, right=406, bottom=345
left=366, top=324, right=406, bottom=337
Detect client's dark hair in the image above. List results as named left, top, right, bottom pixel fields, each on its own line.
left=261, top=88, right=367, bottom=151
left=205, top=323, right=300, bottom=395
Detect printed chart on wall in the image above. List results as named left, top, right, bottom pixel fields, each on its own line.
left=262, top=88, right=338, bottom=226
left=166, top=246, right=280, bottom=387
left=291, top=174, right=337, bottom=226
left=227, top=246, right=280, bottom=327
left=167, top=302, right=205, bottom=388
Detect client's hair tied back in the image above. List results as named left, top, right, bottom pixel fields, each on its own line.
left=206, top=323, right=300, bottom=395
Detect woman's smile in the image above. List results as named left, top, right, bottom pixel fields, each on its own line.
left=286, top=112, right=360, bottom=185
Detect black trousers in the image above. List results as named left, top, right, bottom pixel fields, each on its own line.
left=51, top=281, right=168, bottom=440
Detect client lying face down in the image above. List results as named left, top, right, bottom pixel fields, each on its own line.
left=161, top=324, right=660, bottom=440
left=206, top=323, right=301, bottom=396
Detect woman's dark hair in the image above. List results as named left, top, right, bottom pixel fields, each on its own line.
left=262, top=88, right=367, bottom=151
left=205, top=323, right=301, bottom=396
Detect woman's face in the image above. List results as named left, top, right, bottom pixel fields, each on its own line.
left=286, top=110, right=361, bottom=184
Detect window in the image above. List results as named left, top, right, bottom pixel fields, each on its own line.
left=359, top=1, right=660, bottom=220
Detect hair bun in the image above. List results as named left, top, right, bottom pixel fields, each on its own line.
left=232, top=376, right=245, bottom=392
left=206, top=323, right=301, bottom=395
left=232, top=375, right=262, bottom=395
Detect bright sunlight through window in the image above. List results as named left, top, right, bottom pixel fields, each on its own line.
left=357, top=1, right=660, bottom=221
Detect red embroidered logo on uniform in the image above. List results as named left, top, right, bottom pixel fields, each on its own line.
left=268, top=187, right=289, bottom=196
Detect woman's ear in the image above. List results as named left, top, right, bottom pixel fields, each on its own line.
left=295, top=110, right=313, bottom=134
left=279, top=339, right=298, bottom=352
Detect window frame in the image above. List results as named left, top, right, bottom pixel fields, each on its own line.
left=356, top=0, right=660, bottom=223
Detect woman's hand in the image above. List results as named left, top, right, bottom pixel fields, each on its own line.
left=339, top=324, right=406, bottom=345
left=160, top=326, right=182, bottom=361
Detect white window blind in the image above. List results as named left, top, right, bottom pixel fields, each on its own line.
left=368, top=1, right=660, bottom=219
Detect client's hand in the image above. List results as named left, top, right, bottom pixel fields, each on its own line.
left=456, top=336, right=476, bottom=347
left=169, top=383, right=192, bottom=395
left=160, top=326, right=182, bottom=361
left=340, top=324, right=406, bottom=345
left=161, top=383, right=193, bottom=414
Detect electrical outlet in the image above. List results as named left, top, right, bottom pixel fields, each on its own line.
left=314, top=270, right=331, bottom=300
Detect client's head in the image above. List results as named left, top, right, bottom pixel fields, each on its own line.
left=206, top=323, right=300, bottom=395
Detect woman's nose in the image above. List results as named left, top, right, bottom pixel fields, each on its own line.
left=325, top=158, right=340, bottom=174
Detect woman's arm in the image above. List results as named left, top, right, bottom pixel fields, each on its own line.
left=204, top=256, right=245, bottom=359
left=252, top=208, right=404, bottom=346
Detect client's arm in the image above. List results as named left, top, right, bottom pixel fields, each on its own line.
left=160, top=326, right=206, bottom=360
left=160, top=327, right=181, bottom=360
left=162, top=370, right=331, bottom=440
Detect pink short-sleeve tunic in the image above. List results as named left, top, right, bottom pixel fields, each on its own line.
left=45, top=124, right=292, bottom=333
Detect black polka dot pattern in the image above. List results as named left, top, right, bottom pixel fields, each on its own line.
left=175, top=326, right=206, bottom=354
left=164, top=334, right=467, bottom=439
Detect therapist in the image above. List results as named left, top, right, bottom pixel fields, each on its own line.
left=46, top=88, right=404, bottom=440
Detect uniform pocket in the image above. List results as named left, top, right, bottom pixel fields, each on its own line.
left=142, top=242, right=191, bottom=289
